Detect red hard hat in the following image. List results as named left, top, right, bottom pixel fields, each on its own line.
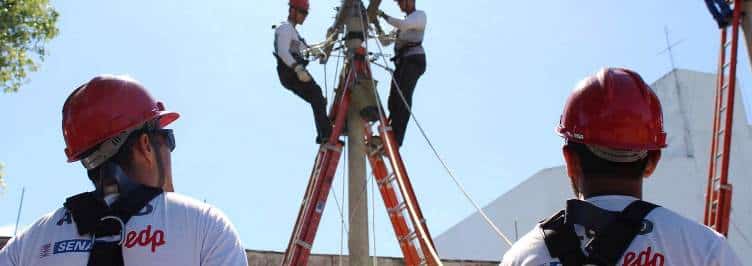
left=62, top=75, right=180, bottom=162
left=290, top=0, right=309, bottom=11
left=557, top=68, right=666, bottom=150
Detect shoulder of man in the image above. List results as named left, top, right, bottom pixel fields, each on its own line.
left=645, top=206, right=736, bottom=256
left=0, top=207, right=73, bottom=264
left=160, top=193, right=247, bottom=265
left=161, top=192, right=238, bottom=233
left=275, top=21, right=294, bottom=34
left=501, top=224, right=557, bottom=266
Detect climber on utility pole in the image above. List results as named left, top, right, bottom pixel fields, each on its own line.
left=377, top=0, right=427, bottom=147
left=274, top=0, right=332, bottom=144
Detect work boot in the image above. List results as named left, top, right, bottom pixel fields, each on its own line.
left=367, top=135, right=384, bottom=155
left=359, top=106, right=380, bottom=122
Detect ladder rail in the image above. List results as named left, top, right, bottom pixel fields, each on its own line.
left=365, top=128, right=424, bottom=265
left=704, top=0, right=742, bottom=236
left=378, top=123, right=442, bottom=265
left=704, top=26, right=727, bottom=227
left=282, top=66, right=356, bottom=265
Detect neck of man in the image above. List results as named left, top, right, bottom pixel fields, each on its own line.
left=288, top=17, right=297, bottom=26
left=578, top=177, right=642, bottom=200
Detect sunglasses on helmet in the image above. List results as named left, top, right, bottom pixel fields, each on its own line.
left=151, top=129, right=176, bottom=152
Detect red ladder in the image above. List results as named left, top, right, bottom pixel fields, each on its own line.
left=703, top=0, right=743, bottom=236
left=364, top=113, right=440, bottom=265
left=282, top=48, right=441, bottom=265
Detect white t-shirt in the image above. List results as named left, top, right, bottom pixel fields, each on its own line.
left=0, top=192, right=248, bottom=266
left=501, top=195, right=742, bottom=266
left=385, top=10, right=426, bottom=57
left=274, top=21, right=308, bottom=68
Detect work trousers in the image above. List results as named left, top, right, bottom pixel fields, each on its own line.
left=277, top=62, right=332, bottom=141
left=388, top=54, right=426, bottom=147
left=704, top=0, right=733, bottom=28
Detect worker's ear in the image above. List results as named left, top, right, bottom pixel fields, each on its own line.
left=642, top=150, right=661, bottom=178
left=562, top=144, right=582, bottom=193
left=132, top=133, right=156, bottom=168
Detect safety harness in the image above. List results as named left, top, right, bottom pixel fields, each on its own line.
left=273, top=22, right=310, bottom=68
left=65, top=125, right=168, bottom=266
left=392, top=40, right=422, bottom=63
left=541, top=199, right=658, bottom=266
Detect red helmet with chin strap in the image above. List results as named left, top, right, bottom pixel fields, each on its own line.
left=557, top=67, right=666, bottom=151
left=290, top=0, right=309, bottom=11
left=62, top=75, right=179, bottom=163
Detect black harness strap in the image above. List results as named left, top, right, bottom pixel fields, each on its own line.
left=541, top=199, right=659, bottom=266
left=585, top=200, right=658, bottom=265
left=64, top=186, right=163, bottom=266
left=541, top=210, right=587, bottom=266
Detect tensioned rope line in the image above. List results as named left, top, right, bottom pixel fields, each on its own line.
left=731, top=211, right=752, bottom=248
left=331, top=138, right=346, bottom=262
left=363, top=11, right=514, bottom=247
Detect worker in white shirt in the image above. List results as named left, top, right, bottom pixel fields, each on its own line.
left=378, top=0, right=426, bottom=147
left=274, top=0, right=332, bottom=144
left=501, top=68, right=743, bottom=266
left=0, top=75, right=248, bottom=266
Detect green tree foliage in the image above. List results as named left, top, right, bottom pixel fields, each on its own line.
left=1, top=0, right=59, bottom=93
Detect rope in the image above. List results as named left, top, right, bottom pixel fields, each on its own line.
left=366, top=14, right=515, bottom=247
left=731, top=211, right=752, bottom=248
left=333, top=138, right=347, bottom=265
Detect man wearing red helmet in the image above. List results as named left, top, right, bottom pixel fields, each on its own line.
left=377, top=0, right=426, bottom=147
left=274, top=0, right=332, bottom=144
left=0, top=75, right=248, bottom=266
left=501, top=68, right=742, bottom=265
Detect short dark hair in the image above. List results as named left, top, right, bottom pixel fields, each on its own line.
left=568, top=142, right=648, bottom=180
left=85, top=120, right=160, bottom=182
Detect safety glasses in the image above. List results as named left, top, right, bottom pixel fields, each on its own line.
left=151, top=129, right=176, bottom=152
left=296, top=8, right=308, bottom=16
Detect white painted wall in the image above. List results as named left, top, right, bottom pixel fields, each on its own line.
left=435, top=69, right=752, bottom=261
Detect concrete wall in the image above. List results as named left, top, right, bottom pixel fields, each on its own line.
left=435, top=69, right=752, bottom=261
left=246, top=250, right=497, bottom=266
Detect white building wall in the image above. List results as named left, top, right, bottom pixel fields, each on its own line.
left=435, top=69, right=752, bottom=261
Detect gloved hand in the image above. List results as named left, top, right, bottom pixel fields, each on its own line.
left=378, top=10, right=388, bottom=19
left=294, top=65, right=312, bottom=82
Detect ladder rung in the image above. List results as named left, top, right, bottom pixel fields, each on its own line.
left=717, top=129, right=725, bottom=136
left=720, top=105, right=728, bottom=113
left=378, top=173, right=397, bottom=186
left=398, top=231, right=418, bottom=242
left=716, top=152, right=724, bottom=159
left=724, top=40, right=732, bottom=48
left=295, top=239, right=313, bottom=250
left=321, top=143, right=342, bottom=152
left=723, top=61, right=731, bottom=69
left=388, top=202, right=408, bottom=214
left=721, top=83, right=729, bottom=92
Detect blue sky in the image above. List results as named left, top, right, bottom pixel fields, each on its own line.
left=2, top=0, right=751, bottom=258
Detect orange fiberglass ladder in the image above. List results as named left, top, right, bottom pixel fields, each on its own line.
left=704, top=0, right=744, bottom=236
left=281, top=47, right=441, bottom=266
